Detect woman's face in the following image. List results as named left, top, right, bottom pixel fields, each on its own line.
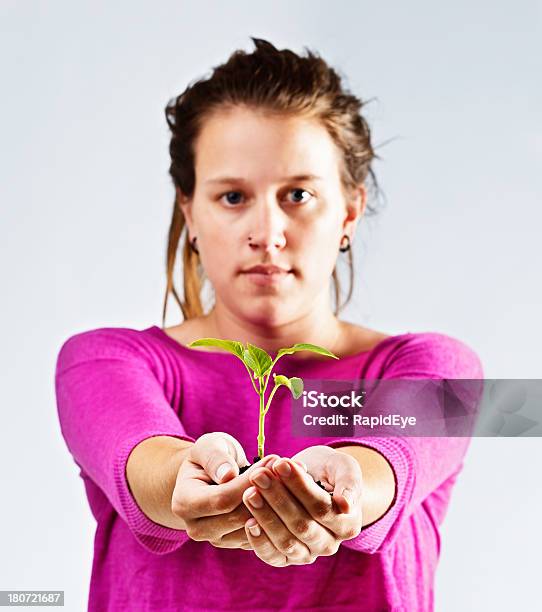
left=179, top=105, right=365, bottom=328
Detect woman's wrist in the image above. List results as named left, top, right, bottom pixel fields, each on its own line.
left=126, top=435, right=194, bottom=530
left=334, top=445, right=396, bottom=527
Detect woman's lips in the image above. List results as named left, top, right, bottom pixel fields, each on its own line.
left=242, top=270, right=294, bottom=286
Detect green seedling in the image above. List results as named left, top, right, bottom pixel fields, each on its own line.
left=188, top=337, right=339, bottom=459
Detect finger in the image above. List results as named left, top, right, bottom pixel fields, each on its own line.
left=293, top=460, right=308, bottom=472
left=189, top=502, right=253, bottom=541
left=258, top=454, right=282, bottom=468
left=272, top=458, right=361, bottom=541
left=271, top=459, right=337, bottom=521
left=244, top=518, right=288, bottom=567
left=326, top=453, right=363, bottom=514
left=182, top=452, right=279, bottom=484
left=242, top=485, right=312, bottom=564
left=248, top=467, right=336, bottom=554
left=178, top=454, right=280, bottom=519
left=211, top=526, right=250, bottom=549
left=191, top=432, right=248, bottom=483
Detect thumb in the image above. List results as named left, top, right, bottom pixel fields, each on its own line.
left=194, top=432, right=248, bottom=484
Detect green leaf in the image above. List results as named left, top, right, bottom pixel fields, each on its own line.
left=289, top=377, right=304, bottom=398
left=273, top=374, right=304, bottom=399
left=244, top=343, right=273, bottom=377
left=243, top=348, right=258, bottom=373
left=188, top=338, right=245, bottom=362
left=276, top=343, right=339, bottom=361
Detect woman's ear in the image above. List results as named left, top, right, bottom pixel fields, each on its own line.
left=176, top=186, right=194, bottom=235
left=342, top=184, right=367, bottom=237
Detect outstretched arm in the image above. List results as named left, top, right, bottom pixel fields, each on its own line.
left=126, top=435, right=193, bottom=530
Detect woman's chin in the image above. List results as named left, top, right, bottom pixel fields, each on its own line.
left=240, top=303, right=292, bottom=328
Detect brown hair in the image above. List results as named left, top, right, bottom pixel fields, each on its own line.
left=162, top=37, right=382, bottom=326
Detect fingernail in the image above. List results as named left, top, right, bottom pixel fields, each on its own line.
left=294, top=461, right=308, bottom=472
left=275, top=460, right=291, bottom=478
left=252, top=471, right=271, bottom=489
left=216, top=463, right=231, bottom=482
left=248, top=492, right=264, bottom=508
left=246, top=519, right=261, bottom=537
left=265, top=456, right=278, bottom=469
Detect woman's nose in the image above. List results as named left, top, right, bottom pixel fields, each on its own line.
left=247, top=203, right=287, bottom=252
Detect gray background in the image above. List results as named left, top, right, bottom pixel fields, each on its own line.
left=1, top=1, right=540, bottom=610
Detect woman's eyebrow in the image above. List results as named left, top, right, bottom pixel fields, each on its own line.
left=205, top=174, right=323, bottom=185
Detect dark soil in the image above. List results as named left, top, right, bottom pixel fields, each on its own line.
left=238, top=456, right=262, bottom=475
left=212, top=456, right=332, bottom=495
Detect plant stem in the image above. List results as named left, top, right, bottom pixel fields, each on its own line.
left=243, top=362, right=260, bottom=395
left=256, top=354, right=286, bottom=458
left=257, top=384, right=265, bottom=458
left=262, top=355, right=280, bottom=390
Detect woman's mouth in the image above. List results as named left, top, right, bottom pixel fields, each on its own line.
left=241, top=270, right=294, bottom=287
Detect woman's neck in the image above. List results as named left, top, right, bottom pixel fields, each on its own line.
left=202, top=304, right=344, bottom=359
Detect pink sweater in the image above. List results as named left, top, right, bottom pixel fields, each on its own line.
left=54, top=325, right=483, bottom=611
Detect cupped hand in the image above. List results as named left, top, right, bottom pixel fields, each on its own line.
left=171, top=431, right=280, bottom=550
left=242, top=445, right=363, bottom=566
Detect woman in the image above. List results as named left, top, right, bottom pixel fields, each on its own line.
left=55, top=38, right=483, bottom=611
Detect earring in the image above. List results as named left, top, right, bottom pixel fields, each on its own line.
left=190, top=236, right=199, bottom=254
left=339, top=234, right=351, bottom=253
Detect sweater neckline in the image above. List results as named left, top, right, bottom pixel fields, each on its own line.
left=146, top=325, right=407, bottom=367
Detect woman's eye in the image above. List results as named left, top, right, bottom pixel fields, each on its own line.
left=286, top=188, right=313, bottom=204
left=220, top=191, right=244, bottom=206
left=218, top=188, right=313, bottom=207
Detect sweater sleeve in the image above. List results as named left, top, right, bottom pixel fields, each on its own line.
left=54, top=328, right=197, bottom=555
left=326, top=332, right=484, bottom=554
